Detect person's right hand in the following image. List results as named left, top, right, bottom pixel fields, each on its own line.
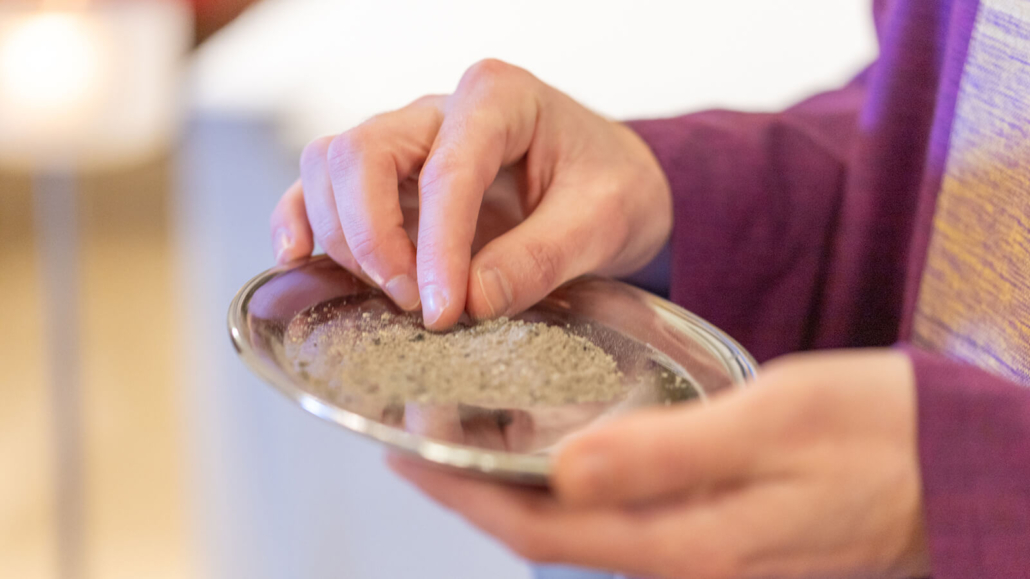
left=270, top=59, right=672, bottom=330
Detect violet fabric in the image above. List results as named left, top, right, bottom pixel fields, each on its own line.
left=906, top=346, right=1030, bottom=576
left=628, top=0, right=1030, bottom=576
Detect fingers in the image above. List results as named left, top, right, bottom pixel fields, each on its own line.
left=327, top=101, right=444, bottom=311
left=270, top=178, right=315, bottom=264
left=386, top=455, right=654, bottom=575
left=552, top=392, right=766, bottom=508
left=280, top=59, right=672, bottom=325
left=299, top=136, right=365, bottom=275
left=416, top=60, right=541, bottom=329
left=388, top=455, right=739, bottom=579
left=465, top=187, right=609, bottom=320
left=297, top=98, right=443, bottom=310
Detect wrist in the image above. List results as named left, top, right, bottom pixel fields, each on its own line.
left=608, top=120, right=674, bottom=280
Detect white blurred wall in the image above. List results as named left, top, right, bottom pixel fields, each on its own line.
left=191, top=0, right=876, bottom=147
left=180, top=2, right=877, bottom=579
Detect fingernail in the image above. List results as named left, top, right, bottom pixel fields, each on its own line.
left=273, top=228, right=293, bottom=263
left=476, top=267, right=513, bottom=317
left=384, top=274, right=421, bottom=310
left=421, top=284, right=448, bottom=326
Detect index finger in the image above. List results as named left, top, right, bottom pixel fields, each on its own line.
left=326, top=97, right=445, bottom=310
left=415, top=60, right=541, bottom=329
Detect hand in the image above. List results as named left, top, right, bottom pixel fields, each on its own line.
left=269, top=59, right=672, bottom=329
left=390, top=350, right=930, bottom=579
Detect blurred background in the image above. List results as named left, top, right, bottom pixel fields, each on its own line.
left=0, top=1, right=875, bottom=578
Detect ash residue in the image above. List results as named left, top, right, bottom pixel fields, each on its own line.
left=286, top=310, right=625, bottom=406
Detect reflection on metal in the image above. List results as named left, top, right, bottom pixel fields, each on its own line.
left=229, top=255, right=757, bottom=486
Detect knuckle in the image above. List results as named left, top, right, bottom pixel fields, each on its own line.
left=346, top=229, right=383, bottom=263
left=299, top=136, right=331, bottom=173
left=466, top=107, right=508, bottom=139
left=420, top=141, right=497, bottom=199
left=461, top=58, right=516, bottom=87
left=326, top=129, right=371, bottom=173
left=417, top=153, right=462, bottom=196
left=522, top=238, right=564, bottom=289
left=355, top=114, right=385, bottom=135
left=410, top=93, right=446, bottom=109
left=418, top=154, right=449, bottom=187
left=311, top=218, right=343, bottom=247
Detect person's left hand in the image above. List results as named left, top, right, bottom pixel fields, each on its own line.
left=389, top=349, right=930, bottom=579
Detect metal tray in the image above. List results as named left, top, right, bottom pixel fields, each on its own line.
left=228, top=255, right=757, bottom=486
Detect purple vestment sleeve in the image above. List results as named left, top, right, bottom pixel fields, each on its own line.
left=627, top=1, right=1030, bottom=575
left=902, top=346, right=1030, bottom=577
left=626, top=79, right=867, bottom=363
left=626, top=1, right=977, bottom=364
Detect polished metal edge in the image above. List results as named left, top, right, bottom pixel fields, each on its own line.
left=227, top=255, right=758, bottom=486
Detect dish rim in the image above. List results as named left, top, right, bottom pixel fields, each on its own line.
left=228, top=254, right=759, bottom=485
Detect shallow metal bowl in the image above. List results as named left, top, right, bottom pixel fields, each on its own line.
left=229, top=255, right=757, bottom=486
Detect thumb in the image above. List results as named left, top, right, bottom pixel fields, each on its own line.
left=551, top=391, right=764, bottom=508
left=465, top=192, right=604, bottom=320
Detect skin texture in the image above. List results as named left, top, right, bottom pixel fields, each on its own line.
left=270, top=60, right=931, bottom=577
left=391, top=350, right=930, bottom=579
left=269, top=59, right=673, bottom=330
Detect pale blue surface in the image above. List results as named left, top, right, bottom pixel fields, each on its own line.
left=533, top=565, right=618, bottom=579
left=175, top=115, right=532, bottom=579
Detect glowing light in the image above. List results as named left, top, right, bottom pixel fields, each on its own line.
left=0, top=12, right=106, bottom=122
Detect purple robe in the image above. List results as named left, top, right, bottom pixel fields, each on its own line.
left=628, top=0, right=1030, bottom=575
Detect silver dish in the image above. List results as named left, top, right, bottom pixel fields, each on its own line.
left=228, top=255, right=757, bottom=486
